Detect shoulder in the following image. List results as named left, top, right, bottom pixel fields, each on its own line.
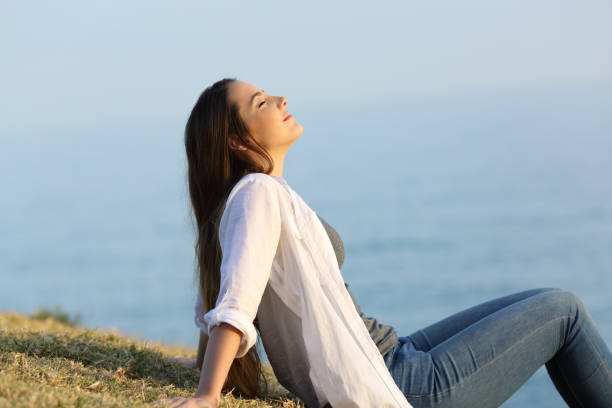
left=227, top=173, right=284, bottom=204
left=242, top=172, right=278, bottom=186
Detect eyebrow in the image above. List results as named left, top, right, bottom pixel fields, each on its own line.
left=249, top=90, right=265, bottom=107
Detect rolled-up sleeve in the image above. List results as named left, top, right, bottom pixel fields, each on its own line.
left=201, top=176, right=281, bottom=358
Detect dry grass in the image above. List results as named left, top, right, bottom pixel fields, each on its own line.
left=0, top=311, right=305, bottom=407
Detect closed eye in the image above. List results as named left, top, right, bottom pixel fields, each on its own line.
left=258, top=100, right=266, bottom=108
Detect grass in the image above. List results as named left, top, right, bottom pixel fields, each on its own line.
left=0, top=309, right=305, bottom=408
left=31, top=305, right=82, bottom=326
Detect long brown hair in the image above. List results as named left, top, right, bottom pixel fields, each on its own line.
left=184, top=78, right=274, bottom=397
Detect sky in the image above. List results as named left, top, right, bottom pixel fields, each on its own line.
left=1, top=0, right=611, bottom=135
left=2, top=1, right=612, bottom=373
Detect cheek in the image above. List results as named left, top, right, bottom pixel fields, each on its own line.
left=259, top=111, right=282, bottom=134
left=249, top=113, right=279, bottom=146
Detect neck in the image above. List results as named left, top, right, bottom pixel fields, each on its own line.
left=268, top=148, right=288, bottom=178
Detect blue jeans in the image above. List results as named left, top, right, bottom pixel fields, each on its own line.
left=382, top=288, right=612, bottom=407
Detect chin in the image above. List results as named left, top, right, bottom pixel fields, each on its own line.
left=293, top=131, right=303, bottom=143
left=294, top=123, right=304, bottom=138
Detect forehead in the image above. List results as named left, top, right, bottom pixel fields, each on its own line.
left=227, top=81, right=262, bottom=108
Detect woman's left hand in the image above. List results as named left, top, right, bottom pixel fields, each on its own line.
left=153, top=396, right=219, bottom=408
left=166, top=356, right=197, bottom=370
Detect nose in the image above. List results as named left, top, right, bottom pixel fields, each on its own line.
left=278, top=96, right=287, bottom=107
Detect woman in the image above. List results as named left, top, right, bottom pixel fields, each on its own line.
left=165, top=78, right=612, bottom=408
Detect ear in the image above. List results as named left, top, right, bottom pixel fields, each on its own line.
left=228, top=134, right=248, bottom=151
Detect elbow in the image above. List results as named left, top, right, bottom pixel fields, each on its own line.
left=204, top=309, right=258, bottom=358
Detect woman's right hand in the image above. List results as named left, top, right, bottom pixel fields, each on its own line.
left=154, top=395, right=219, bottom=408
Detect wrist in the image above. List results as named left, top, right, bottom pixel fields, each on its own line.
left=194, top=391, right=220, bottom=406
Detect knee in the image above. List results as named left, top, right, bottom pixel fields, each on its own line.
left=544, top=289, right=587, bottom=317
left=559, top=290, right=585, bottom=308
left=541, top=287, right=563, bottom=292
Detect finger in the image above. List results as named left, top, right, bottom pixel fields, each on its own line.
left=152, top=397, right=182, bottom=407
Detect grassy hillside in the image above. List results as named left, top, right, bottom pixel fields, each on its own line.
left=0, top=310, right=304, bottom=407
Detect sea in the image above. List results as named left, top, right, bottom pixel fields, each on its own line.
left=2, top=80, right=611, bottom=407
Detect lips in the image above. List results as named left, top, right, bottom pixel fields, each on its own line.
left=283, top=113, right=293, bottom=121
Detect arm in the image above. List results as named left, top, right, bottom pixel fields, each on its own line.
left=201, top=176, right=281, bottom=359
left=187, top=176, right=281, bottom=404
left=194, top=323, right=242, bottom=402
left=164, top=323, right=242, bottom=408
left=162, top=324, right=240, bottom=408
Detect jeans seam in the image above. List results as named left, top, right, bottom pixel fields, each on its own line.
left=548, top=310, right=612, bottom=408
left=413, top=315, right=570, bottom=399
left=574, top=320, right=612, bottom=387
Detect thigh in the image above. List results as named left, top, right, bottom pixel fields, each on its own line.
left=408, top=287, right=561, bottom=351
left=387, top=290, right=576, bottom=408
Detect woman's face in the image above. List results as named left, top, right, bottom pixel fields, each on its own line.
left=226, top=80, right=303, bottom=153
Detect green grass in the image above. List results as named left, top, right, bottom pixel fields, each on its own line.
left=31, top=305, right=82, bottom=326
left=0, top=310, right=304, bottom=407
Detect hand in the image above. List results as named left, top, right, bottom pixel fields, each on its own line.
left=166, top=356, right=197, bottom=370
left=152, top=395, right=219, bottom=408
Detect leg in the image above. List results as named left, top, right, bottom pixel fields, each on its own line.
left=387, top=290, right=612, bottom=408
left=408, top=287, right=561, bottom=351
left=544, top=293, right=612, bottom=407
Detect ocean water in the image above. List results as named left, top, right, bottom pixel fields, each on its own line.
left=1, top=80, right=611, bottom=407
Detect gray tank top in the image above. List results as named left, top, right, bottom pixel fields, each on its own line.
left=255, top=215, right=398, bottom=407
left=316, top=216, right=399, bottom=357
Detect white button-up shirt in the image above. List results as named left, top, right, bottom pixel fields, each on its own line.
left=194, top=172, right=411, bottom=407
